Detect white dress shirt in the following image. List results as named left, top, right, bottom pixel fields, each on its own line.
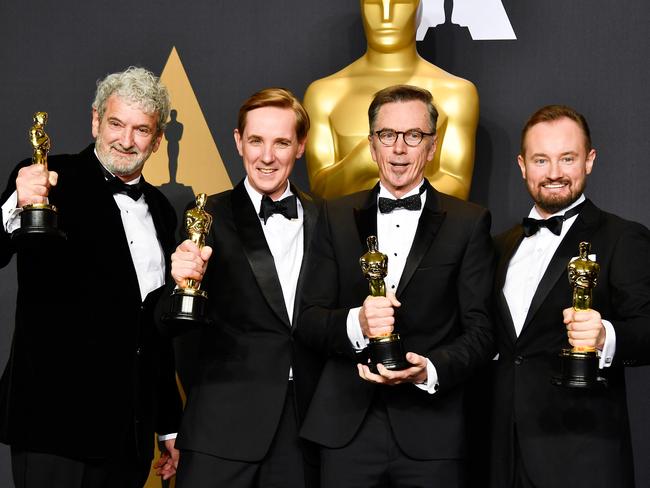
left=244, top=177, right=304, bottom=380
left=346, top=181, right=439, bottom=393
left=502, top=194, right=615, bottom=367
left=113, top=184, right=166, bottom=302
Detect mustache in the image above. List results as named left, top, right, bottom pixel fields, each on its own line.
left=110, top=143, right=139, bottom=155
left=540, top=178, right=570, bottom=186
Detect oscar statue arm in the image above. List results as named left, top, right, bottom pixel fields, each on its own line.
left=296, top=200, right=359, bottom=359
left=304, top=84, right=378, bottom=199
left=428, top=81, right=479, bottom=200
left=605, top=221, right=650, bottom=365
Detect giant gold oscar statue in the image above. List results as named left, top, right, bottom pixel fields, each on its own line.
left=304, top=0, right=478, bottom=200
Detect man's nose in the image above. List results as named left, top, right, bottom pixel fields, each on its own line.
left=392, top=133, right=408, bottom=154
left=547, top=160, right=562, bottom=179
left=261, top=143, right=275, bottom=163
left=120, top=129, right=135, bottom=148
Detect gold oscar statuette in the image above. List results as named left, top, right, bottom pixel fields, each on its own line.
left=162, top=193, right=213, bottom=326
left=360, top=235, right=408, bottom=372
left=12, top=112, right=66, bottom=243
left=552, top=242, right=607, bottom=388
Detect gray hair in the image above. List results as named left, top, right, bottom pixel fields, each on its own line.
left=92, top=66, right=170, bottom=133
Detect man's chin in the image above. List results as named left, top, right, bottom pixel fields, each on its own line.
left=104, top=157, right=145, bottom=177
left=536, top=196, right=576, bottom=215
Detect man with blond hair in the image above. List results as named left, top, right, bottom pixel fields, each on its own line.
left=162, top=87, right=321, bottom=488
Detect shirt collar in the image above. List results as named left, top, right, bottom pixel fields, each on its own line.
left=378, top=179, right=425, bottom=200
left=244, top=177, right=293, bottom=214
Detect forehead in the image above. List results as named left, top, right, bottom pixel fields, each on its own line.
left=242, top=106, right=297, bottom=138
left=523, top=117, right=588, bottom=156
left=102, top=95, right=157, bottom=125
left=374, top=100, right=430, bottom=130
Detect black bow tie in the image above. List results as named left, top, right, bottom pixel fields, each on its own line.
left=259, top=194, right=298, bottom=224
left=378, top=185, right=426, bottom=214
left=522, top=202, right=584, bottom=237
left=106, top=176, right=144, bottom=201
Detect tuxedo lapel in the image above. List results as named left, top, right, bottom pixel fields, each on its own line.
left=83, top=146, right=132, bottom=238
left=353, top=185, right=380, bottom=250
left=496, top=227, right=525, bottom=344
left=520, top=200, right=601, bottom=335
left=231, top=182, right=291, bottom=327
left=396, top=182, right=446, bottom=297
left=142, top=181, right=175, bottom=257
left=82, top=146, right=142, bottom=298
left=292, top=186, right=317, bottom=327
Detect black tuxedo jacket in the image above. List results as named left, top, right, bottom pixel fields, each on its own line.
left=161, top=179, right=323, bottom=462
left=297, top=180, right=495, bottom=460
left=490, top=199, right=650, bottom=488
left=0, top=144, right=182, bottom=461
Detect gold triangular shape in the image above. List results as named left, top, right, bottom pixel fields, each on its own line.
left=144, top=46, right=232, bottom=195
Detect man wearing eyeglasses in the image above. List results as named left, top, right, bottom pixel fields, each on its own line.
left=297, top=85, right=495, bottom=487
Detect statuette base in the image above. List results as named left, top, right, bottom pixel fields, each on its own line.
left=552, top=348, right=607, bottom=389
left=12, top=203, right=66, bottom=245
left=162, top=287, right=211, bottom=326
left=368, top=333, right=409, bottom=373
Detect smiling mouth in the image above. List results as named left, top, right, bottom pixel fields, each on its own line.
left=390, top=161, right=409, bottom=167
left=542, top=182, right=568, bottom=190
left=111, top=146, right=137, bottom=156
left=258, top=167, right=276, bottom=174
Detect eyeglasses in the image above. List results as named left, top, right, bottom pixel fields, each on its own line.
left=373, top=129, right=434, bottom=147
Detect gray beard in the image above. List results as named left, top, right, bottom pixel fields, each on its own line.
left=96, top=142, right=148, bottom=177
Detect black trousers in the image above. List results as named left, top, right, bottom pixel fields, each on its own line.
left=176, top=382, right=317, bottom=488
left=10, top=447, right=151, bottom=488
left=320, top=398, right=465, bottom=488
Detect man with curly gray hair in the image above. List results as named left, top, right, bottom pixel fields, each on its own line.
left=0, top=66, right=182, bottom=488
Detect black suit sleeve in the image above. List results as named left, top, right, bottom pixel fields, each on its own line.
left=605, top=221, right=650, bottom=364
left=428, top=208, right=496, bottom=391
left=297, top=201, right=358, bottom=360
left=0, top=163, right=25, bottom=268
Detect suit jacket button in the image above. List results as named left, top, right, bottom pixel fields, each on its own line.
left=514, top=355, right=524, bottom=365
left=136, top=347, right=142, bottom=356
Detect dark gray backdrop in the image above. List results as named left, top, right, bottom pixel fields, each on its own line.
left=1, top=1, right=648, bottom=486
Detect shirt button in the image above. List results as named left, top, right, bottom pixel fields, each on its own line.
left=514, top=355, right=524, bottom=365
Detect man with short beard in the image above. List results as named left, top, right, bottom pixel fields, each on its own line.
left=0, top=67, right=182, bottom=488
left=490, top=105, right=650, bottom=488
